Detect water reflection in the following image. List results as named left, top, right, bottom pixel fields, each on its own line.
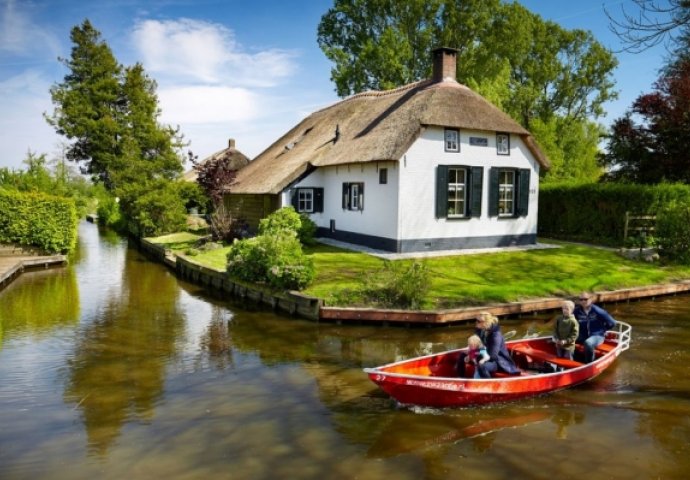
left=2, top=222, right=690, bottom=479
left=64, top=244, right=185, bottom=455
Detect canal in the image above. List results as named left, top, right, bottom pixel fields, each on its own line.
left=1, top=222, right=689, bottom=479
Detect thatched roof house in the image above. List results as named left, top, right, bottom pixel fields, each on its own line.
left=183, top=138, right=250, bottom=183
left=226, top=47, right=549, bottom=253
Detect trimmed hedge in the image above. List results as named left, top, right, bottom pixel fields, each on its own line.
left=538, top=182, right=690, bottom=246
left=0, top=189, right=78, bottom=253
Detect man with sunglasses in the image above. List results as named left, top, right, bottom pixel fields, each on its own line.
left=573, top=292, right=617, bottom=363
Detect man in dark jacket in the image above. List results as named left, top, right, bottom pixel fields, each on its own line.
left=574, top=292, right=616, bottom=363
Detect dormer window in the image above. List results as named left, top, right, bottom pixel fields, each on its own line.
left=445, top=129, right=459, bottom=152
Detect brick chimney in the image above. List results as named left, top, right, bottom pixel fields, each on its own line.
left=432, top=47, right=458, bottom=83
left=228, top=138, right=236, bottom=149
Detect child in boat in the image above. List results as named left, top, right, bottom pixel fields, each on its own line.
left=552, top=300, right=579, bottom=360
left=466, top=334, right=490, bottom=378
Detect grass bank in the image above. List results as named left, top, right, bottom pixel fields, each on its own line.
left=146, top=234, right=690, bottom=309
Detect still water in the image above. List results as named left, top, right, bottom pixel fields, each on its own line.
left=1, top=222, right=690, bottom=479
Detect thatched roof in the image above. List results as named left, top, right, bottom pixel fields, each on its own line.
left=231, top=78, right=549, bottom=195
left=183, top=139, right=250, bottom=182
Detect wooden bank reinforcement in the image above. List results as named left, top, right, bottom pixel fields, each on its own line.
left=139, top=238, right=690, bottom=326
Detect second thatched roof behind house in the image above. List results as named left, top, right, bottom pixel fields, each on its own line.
left=183, top=138, right=250, bottom=182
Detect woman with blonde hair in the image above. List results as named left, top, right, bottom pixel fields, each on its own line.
left=457, top=312, right=520, bottom=378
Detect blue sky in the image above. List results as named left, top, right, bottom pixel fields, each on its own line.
left=0, top=0, right=671, bottom=171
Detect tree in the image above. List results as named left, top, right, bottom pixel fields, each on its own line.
left=46, top=20, right=187, bottom=237
left=317, top=0, right=617, bottom=181
left=46, top=20, right=123, bottom=188
left=601, top=59, right=690, bottom=183
left=607, top=0, right=690, bottom=53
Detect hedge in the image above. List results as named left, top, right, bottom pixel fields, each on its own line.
left=0, top=189, right=78, bottom=253
left=538, top=182, right=690, bottom=246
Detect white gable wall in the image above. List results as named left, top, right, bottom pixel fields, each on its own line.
left=285, top=162, right=401, bottom=247
left=398, top=126, right=540, bottom=244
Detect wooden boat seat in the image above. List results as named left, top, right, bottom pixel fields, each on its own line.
left=575, top=341, right=617, bottom=356
left=509, top=344, right=584, bottom=369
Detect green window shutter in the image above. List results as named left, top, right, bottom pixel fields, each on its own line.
left=314, top=188, right=324, bottom=213
left=469, top=166, right=483, bottom=218
left=436, top=165, right=448, bottom=218
left=291, top=189, right=299, bottom=210
left=517, top=168, right=530, bottom=216
left=342, top=183, right=348, bottom=209
left=488, top=167, right=499, bottom=217
left=359, top=183, right=364, bottom=211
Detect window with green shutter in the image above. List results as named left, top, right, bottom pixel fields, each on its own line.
left=488, top=168, right=530, bottom=217
left=291, top=187, right=324, bottom=213
left=435, top=165, right=483, bottom=219
left=342, top=183, right=364, bottom=211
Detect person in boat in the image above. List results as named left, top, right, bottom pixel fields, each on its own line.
left=573, top=292, right=616, bottom=363
left=457, top=312, right=520, bottom=378
left=552, top=300, right=579, bottom=360
left=466, top=334, right=490, bottom=378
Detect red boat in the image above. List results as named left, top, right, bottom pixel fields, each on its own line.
left=364, top=321, right=632, bottom=408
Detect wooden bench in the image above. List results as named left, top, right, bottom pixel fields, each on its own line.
left=575, top=341, right=617, bottom=356
left=510, top=344, right=584, bottom=369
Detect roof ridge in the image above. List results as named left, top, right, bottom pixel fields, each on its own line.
left=313, top=79, right=433, bottom=115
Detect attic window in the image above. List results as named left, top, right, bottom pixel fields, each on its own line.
left=497, top=133, right=510, bottom=155
left=445, top=129, right=459, bottom=152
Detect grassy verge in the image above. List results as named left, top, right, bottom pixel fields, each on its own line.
left=145, top=235, right=690, bottom=309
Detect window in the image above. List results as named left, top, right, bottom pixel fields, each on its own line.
left=291, top=187, right=323, bottom=213
left=436, top=166, right=483, bottom=219
left=342, top=182, right=364, bottom=211
left=379, top=168, right=388, bottom=184
left=447, top=168, right=466, bottom=217
left=488, top=168, right=530, bottom=217
left=498, top=170, right=515, bottom=216
left=445, top=129, right=459, bottom=152
left=496, top=133, right=510, bottom=155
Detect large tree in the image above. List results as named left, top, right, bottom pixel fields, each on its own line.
left=46, top=20, right=183, bottom=191
left=317, top=0, right=617, bottom=182
left=601, top=59, right=690, bottom=183
left=46, top=20, right=186, bottom=236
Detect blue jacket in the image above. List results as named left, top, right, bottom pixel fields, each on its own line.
left=573, top=303, right=616, bottom=342
left=477, top=324, right=520, bottom=374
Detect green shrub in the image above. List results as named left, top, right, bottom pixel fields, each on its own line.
left=298, top=213, right=317, bottom=246
left=258, top=207, right=302, bottom=236
left=363, top=260, right=430, bottom=309
left=0, top=189, right=78, bottom=253
left=126, top=182, right=187, bottom=237
left=656, top=201, right=690, bottom=264
left=226, top=230, right=314, bottom=290
left=96, top=195, right=123, bottom=229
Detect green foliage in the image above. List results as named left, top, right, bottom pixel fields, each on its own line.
left=298, top=213, right=317, bottom=246
left=363, top=260, right=430, bottom=309
left=124, top=181, right=187, bottom=238
left=258, top=207, right=302, bottom=236
left=176, top=180, right=209, bottom=213
left=0, top=189, right=78, bottom=253
left=538, top=182, right=690, bottom=245
left=226, top=230, right=315, bottom=290
left=656, top=201, right=690, bottom=264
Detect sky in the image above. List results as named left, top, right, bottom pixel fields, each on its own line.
left=0, top=0, right=673, bottom=172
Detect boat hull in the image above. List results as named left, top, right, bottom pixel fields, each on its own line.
left=365, top=322, right=631, bottom=408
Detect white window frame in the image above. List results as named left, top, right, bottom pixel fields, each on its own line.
left=297, top=188, right=314, bottom=213
left=496, top=133, right=510, bottom=155
left=445, top=128, right=459, bottom=152
left=498, top=169, right=515, bottom=216
left=350, top=183, right=360, bottom=210
left=447, top=167, right=467, bottom=217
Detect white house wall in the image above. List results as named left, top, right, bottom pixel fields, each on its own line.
left=397, top=126, right=540, bottom=250
left=286, top=162, right=401, bottom=251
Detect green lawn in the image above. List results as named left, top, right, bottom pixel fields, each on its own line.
left=146, top=235, right=690, bottom=309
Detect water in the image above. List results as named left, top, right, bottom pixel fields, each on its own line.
left=1, top=222, right=690, bottom=479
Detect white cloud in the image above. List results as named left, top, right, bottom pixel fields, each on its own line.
left=158, top=85, right=259, bottom=124
left=131, top=18, right=297, bottom=87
